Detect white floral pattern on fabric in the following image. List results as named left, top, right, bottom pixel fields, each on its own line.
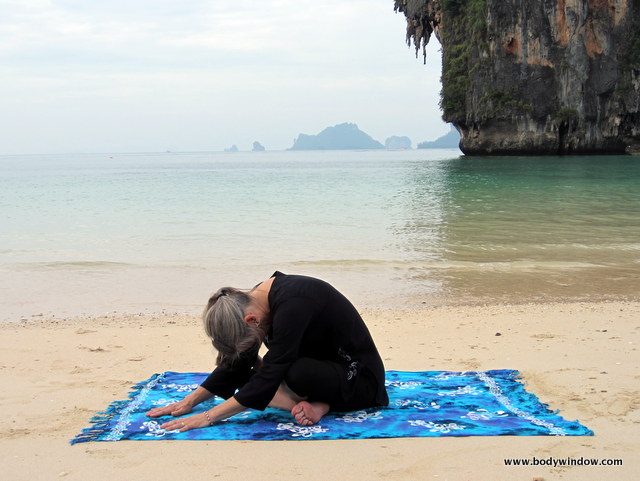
left=437, top=385, right=482, bottom=397
left=408, top=420, right=466, bottom=433
left=222, top=410, right=251, bottom=421
left=461, top=409, right=508, bottom=421
left=160, top=383, right=200, bottom=392
left=71, top=370, right=593, bottom=444
left=139, top=421, right=180, bottom=437
left=476, top=371, right=568, bottom=435
left=335, top=411, right=383, bottom=423
left=103, top=372, right=165, bottom=441
left=385, top=380, right=423, bottom=390
left=431, top=372, right=472, bottom=381
left=276, top=423, right=329, bottom=438
left=395, top=399, right=440, bottom=410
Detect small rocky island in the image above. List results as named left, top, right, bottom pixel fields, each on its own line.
left=289, top=123, right=384, bottom=150
left=252, top=141, right=266, bottom=152
left=385, top=135, right=413, bottom=149
left=394, top=0, right=639, bottom=155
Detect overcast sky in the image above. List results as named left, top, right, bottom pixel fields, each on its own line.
left=0, top=0, right=446, bottom=154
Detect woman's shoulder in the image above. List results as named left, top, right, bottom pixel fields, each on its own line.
left=272, top=272, right=333, bottom=294
left=269, top=272, right=335, bottom=310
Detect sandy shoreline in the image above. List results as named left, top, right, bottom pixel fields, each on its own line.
left=2, top=301, right=638, bottom=480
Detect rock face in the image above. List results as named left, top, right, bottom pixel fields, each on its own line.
left=289, top=123, right=384, bottom=150
left=394, top=0, right=640, bottom=155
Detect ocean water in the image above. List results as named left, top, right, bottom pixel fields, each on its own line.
left=1, top=149, right=639, bottom=320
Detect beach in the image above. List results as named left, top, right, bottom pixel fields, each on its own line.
left=2, top=300, right=638, bottom=481
left=2, top=0, right=639, bottom=475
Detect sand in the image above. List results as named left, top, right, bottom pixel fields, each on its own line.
left=1, top=301, right=638, bottom=481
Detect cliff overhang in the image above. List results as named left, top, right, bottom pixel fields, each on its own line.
left=394, top=0, right=640, bottom=155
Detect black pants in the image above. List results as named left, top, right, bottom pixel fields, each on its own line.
left=284, top=357, right=378, bottom=412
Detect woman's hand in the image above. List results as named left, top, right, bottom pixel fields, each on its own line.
left=156, top=397, right=247, bottom=433
left=146, top=398, right=193, bottom=418
left=146, top=386, right=214, bottom=418
left=160, top=412, right=210, bottom=433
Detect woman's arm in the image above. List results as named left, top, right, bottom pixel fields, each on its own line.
left=158, top=396, right=247, bottom=432
left=145, top=386, right=214, bottom=418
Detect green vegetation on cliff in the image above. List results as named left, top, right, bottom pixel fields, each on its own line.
left=440, top=0, right=486, bottom=122
left=394, top=0, right=639, bottom=154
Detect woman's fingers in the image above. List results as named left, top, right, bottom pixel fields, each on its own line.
left=160, top=413, right=207, bottom=432
left=146, top=401, right=192, bottom=418
left=147, top=403, right=206, bottom=432
left=160, top=418, right=186, bottom=431
left=146, top=405, right=174, bottom=417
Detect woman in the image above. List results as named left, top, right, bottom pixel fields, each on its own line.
left=146, top=271, right=389, bottom=431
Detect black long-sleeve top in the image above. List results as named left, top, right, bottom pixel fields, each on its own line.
left=200, top=271, right=389, bottom=411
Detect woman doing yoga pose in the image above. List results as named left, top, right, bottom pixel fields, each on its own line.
left=146, top=271, right=388, bottom=431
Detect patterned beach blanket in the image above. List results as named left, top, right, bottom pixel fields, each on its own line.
left=71, top=370, right=592, bottom=443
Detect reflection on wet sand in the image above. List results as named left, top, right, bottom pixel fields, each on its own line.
left=396, top=155, right=640, bottom=304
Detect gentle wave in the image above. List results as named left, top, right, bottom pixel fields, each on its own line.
left=12, top=261, right=138, bottom=270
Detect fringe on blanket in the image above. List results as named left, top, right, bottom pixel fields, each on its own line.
left=71, top=372, right=166, bottom=445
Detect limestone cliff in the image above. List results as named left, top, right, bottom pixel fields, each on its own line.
left=394, top=0, right=640, bottom=155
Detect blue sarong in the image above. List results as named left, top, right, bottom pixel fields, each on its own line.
left=71, top=369, right=593, bottom=443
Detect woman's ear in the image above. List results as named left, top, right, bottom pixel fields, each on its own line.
left=243, top=314, right=259, bottom=326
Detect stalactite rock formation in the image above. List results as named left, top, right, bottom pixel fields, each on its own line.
left=394, top=0, right=640, bottom=155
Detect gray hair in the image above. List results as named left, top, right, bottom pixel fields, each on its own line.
left=203, top=287, right=263, bottom=367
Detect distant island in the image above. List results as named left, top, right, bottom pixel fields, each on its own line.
left=289, top=123, right=384, bottom=150
left=417, top=126, right=460, bottom=149
left=220, top=124, right=459, bottom=152
left=385, top=136, right=412, bottom=149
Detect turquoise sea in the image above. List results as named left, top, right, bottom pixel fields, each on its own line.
left=1, top=149, right=639, bottom=320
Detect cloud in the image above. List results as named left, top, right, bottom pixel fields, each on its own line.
left=0, top=0, right=446, bottom=153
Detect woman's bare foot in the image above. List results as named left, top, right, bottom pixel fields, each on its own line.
left=291, top=401, right=330, bottom=426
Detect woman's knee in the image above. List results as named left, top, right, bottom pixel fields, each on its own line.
left=285, top=358, right=339, bottom=398
left=285, top=358, right=316, bottom=396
